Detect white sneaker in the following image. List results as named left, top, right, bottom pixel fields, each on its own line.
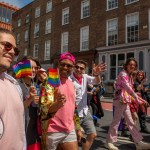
left=105, top=142, right=119, bottom=150
left=136, top=141, right=150, bottom=150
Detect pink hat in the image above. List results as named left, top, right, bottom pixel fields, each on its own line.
left=59, top=52, right=75, bottom=63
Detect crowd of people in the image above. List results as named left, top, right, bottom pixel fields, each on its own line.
left=0, top=28, right=150, bottom=150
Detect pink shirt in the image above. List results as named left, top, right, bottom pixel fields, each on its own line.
left=0, top=73, right=25, bottom=150
left=48, top=77, right=75, bottom=133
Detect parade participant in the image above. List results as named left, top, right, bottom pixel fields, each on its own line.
left=134, top=71, right=150, bottom=133
left=17, top=56, right=41, bottom=150
left=70, top=60, right=107, bottom=150
left=46, top=52, right=81, bottom=150
left=106, top=58, right=150, bottom=150
left=0, top=28, right=25, bottom=149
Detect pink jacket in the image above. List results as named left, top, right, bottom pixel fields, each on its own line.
left=114, top=70, right=135, bottom=103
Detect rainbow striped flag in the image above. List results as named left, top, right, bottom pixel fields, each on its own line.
left=47, top=68, right=60, bottom=87
left=12, top=60, right=32, bottom=78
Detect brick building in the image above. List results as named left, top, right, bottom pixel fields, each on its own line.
left=0, top=1, right=18, bottom=30
left=12, top=0, right=150, bottom=90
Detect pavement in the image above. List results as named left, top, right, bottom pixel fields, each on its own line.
left=78, top=97, right=150, bottom=150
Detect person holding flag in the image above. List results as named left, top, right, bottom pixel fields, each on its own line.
left=46, top=52, right=81, bottom=150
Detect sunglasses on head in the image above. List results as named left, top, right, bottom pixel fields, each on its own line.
left=0, top=41, right=20, bottom=56
left=59, top=62, right=74, bottom=69
left=75, top=65, right=85, bottom=71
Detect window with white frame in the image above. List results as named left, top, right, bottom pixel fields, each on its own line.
left=24, top=30, right=29, bottom=41
left=80, top=26, right=89, bottom=51
left=61, top=32, right=68, bottom=53
left=139, top=51, right=144, bottom=70
left=33, top=44, right=39, bottom=58
left=62, top=7, right=69, bottom=25
left=35, top=7, right=40, bottom=18
left=107, top=18, right=118, bottom=46
left=34, top=23, right=39, bottom=38
left=126, top=0, right=139, bottom=4
left=25, top=14, right=30, bottom=23
left=81, top=0, right=90, bottom=19
left=126, top=13, right=139, bottom=43
left=109, top=52, right=134, bottom=80
left=18, top=19, right=21, bottom=27
left=107, top=0, right=118, bottom=10
left=44, top=40, right=51, bottom=60
left=16, top=33, right=20, bottom=44
left=46, top=0, right=52, bottom=13
left=45, top=18, right=51, bottom=34
left=24, top=48, right=28, bottom=56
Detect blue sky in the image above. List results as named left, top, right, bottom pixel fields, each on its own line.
left=0, top=0, right=33, bottom=8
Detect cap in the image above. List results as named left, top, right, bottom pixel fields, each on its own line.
left=59, top=52, right=75, bottom=63
left=38, top=68, right=46, bottom=73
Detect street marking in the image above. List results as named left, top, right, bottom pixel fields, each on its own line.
left=117, top=137, right=134, bottom=144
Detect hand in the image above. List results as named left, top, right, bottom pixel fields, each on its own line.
left=49, top=93, right=66, bottom=114
left=76, top=130, right=83, bottom=143
left=29, top=86, right=37, bottom=100
left=93, top=63, right=107, bottom=75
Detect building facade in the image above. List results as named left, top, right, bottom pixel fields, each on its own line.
left=0, top=1, right=18, bottom=30
left=12, top=0, right=150, bottom=91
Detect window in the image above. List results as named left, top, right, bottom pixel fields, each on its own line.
left=81, top=0, right=90, bottom=19
left=62, top=0, right=67, bottom=2
left=109, top=52, right=134, bottom=80
left=126, top=0, right=139, bottom=4
left=35, top=7, right=40, bottom=18
left=62, top=7, right=69, bottom=25
left=61, top=32, right=68, bottom=53
left=2, top=7, right=6, bottom=22
left=139, top=51, right=144, bottom=70
left=107, top=18, right=118, bottom=46
left=25, top=14, right=30, bottom=23
left=107, top=0, right=118, bottom=10
left=16, top=33, right=20, bottom=44
left=24, top=48, right=28, bottom=56
left=45, top=40, right=51, bottom=60
left=24, top=30, right=29, bottom=41
left=80, top=26, right=89, bottom=51
left=46, top=0, right=52, bottom=13
left=126, top=13, right=139, bottom=43
left=45, top=18, right=51, bottom=34
left=33, top=44, right=39, bottom=58
left=18, top=19, right=21, bottom=27
left=34, top=23, right=39, bottom=38
left=6, top=9, right=11, bottom=23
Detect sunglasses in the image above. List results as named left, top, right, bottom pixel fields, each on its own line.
left=0, top=41, right=20, bottom=56
left=75, top=65, right=85, bottom=71
left=59, top=62, right=74, bottom=69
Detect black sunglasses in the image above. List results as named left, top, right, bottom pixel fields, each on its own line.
left=0, top=41, right=20, bottom=56
left=59, top=62, right=74, bottom=69
left=75, top=65, right=85, bottom=71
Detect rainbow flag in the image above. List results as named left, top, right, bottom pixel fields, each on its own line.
left=47, top=68, right=60, bottom=87
left=12, top=60, right=32, bottom=78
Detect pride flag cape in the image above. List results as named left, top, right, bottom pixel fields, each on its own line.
left=47, top=68, right=60, bottom=87
left=12, top=60, right=32, bottom=78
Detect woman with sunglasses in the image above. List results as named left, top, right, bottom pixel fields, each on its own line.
left=106, top=58, right=150, bottom=150
left=16, top=56, right=41, bottom=150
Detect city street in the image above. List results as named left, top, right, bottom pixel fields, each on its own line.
left=79, top=99, right=150, bottom=150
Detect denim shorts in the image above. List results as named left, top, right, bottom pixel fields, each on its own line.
left=80, top=111, right=96, bottom=134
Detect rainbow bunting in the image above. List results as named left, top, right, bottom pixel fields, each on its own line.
left=12, top=60, right=32, bottom=78
left=47, top=68, right=60, bottom=87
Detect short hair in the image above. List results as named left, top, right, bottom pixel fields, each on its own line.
left=0, top=28, right=15, bottom=39
left=75, top=60, right=87, bottom=68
